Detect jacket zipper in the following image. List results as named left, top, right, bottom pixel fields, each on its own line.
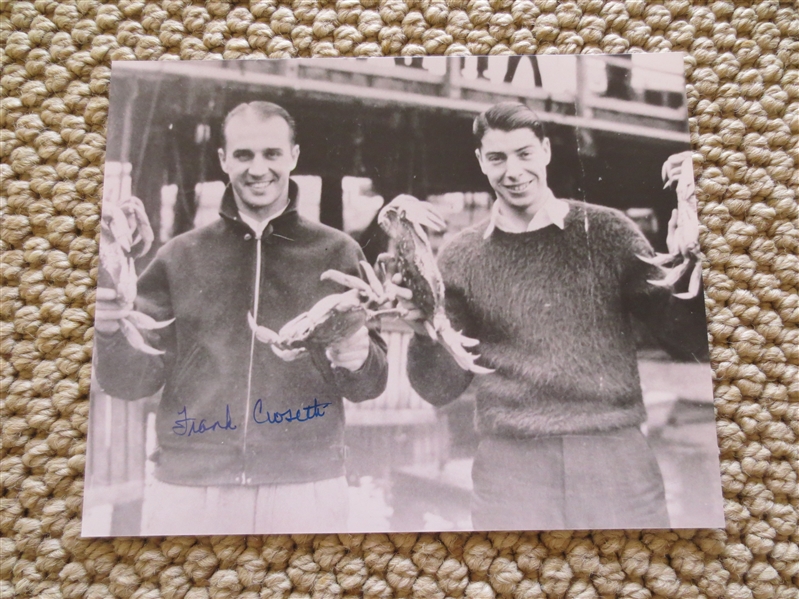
left=241, top=231, right=263, bottom=484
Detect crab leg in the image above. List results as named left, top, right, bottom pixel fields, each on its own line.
left=408, top=201, right=447, bottom=233
left=638, top=252, right=677, bottom=267
left=437, top=324, right=494, bottom=374
left=119, top=319, right=164, bottom=355
left=247, top=311, right=279, bottom=345
left=126, top=311, right=174, bottom=330
left=387, top=195, right=447, bottom=236
left=674, top=261, right=703, bottom=300
left=648, top=258, right=692, bottom=288
left=636, top=152, right=703, bottom=299
left=360, top=261, right=386, bottom=297
left=320, top=269, right=374, bottom=296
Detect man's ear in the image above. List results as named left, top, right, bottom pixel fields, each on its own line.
left=290, top=144, right=300, bottom=170
left=217, top=147, right=228, bottom=174
left=542, top=137, right=552, bottom=166
left=475, top=148, right=488, bottom=175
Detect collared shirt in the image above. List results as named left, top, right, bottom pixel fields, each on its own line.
left=238, top=200, right=290, bottom=239
left=483, top=191, right=570, bottom=239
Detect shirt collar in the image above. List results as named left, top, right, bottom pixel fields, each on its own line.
left=219, top=179, right=299, bottom=238
left=483, top=191, right=569, bottom=239
left=238, top=206, right=287, bottom=239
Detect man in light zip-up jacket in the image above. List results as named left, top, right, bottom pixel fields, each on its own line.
left=94, top=101, right=388, bottom=535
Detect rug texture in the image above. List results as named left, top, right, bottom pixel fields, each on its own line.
left=1, top=1, right=798, bottom=598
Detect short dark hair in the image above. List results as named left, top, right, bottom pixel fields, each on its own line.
left=221, top=101, right=297, bottom=148
left=473, top=102, right=546, bottom=147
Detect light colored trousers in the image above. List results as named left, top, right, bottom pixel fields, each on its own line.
left=141, top=475, right=349, bottom=536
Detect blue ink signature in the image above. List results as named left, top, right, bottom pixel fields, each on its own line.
left=173, top=405, right=238, bottom=437
left=252, top=398, right=332, bottom=425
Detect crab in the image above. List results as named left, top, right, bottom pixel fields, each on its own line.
left=99, top=187, right=172, bottom=355
left=247, top=262, right=398, bottom=359
left=638, top=151, right=703, bottom=299
left=377, top=195, right=493, bottom=374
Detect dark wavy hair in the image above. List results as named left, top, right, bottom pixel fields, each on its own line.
left=473, top=102, right=546, bottom=147
left=221, top=101, right=297, bottom=148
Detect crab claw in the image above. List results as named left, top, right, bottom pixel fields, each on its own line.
left=306, top=292, right=360, bottom=324
left=321, top=262, right=394, bottom=309
left=375, top=252, right=397, bottom=282
left=411, top=201, right=448, bottom=233
left=104, top=203, right=134, bottom=253
left=661, top=151, right=692, bottom=188
left=124, top=195, right=155, bottom=258
left=321, top=269, right=374, bottom=296
left=647, top=258, right=692, bottom=288
left=247, top=311, right=279, bottom=345
left=438, top=324, right=494, bottom=374
left=360, top=261, right=386, bottom=297
left=125, top=310, right=174, bottom=330
left=380, top=195, right=448, bottom=239
left=674, top=261, right=703, bottom=300
left=637, top=252, right=676, bottom=267
left=120, top=319, right=164, bottom=355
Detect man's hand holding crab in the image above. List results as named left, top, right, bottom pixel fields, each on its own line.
left=325, top=326, right=371, bottom=372
left=249, top=194, right=492, bottom=376
left=248, top=261, right=397, bottom=373
left=96, top=192, right=172, bottom=353
left=640, top=150, right=704, bottom=299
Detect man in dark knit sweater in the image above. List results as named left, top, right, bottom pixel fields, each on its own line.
left=405, top=103, right=707, bottom=530
left=93, top=102, right=388, bottom=535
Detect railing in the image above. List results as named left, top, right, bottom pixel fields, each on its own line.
left=345, top=318, right=438, bottom=426
left=114, top=54, right=690, bottom=142
left=83, top=385, right=149, bottom=535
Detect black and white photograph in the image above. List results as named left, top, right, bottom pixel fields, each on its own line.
left=83, top=54, right=724, bottom=537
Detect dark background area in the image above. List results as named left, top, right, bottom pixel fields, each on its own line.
left=106, top=71, right=687, bottom=262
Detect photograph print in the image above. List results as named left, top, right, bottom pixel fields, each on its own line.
left=83, top=54, right=724, bottom=537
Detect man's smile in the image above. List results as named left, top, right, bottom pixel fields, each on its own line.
left=502, top=180, right=534, bottom=193
left=246, top=180, right=273, bottom=193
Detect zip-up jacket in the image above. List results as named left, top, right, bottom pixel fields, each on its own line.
left=95, top=182, right=388, bottom=485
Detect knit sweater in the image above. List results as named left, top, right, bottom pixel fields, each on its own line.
left=408, top=200, right=706, bottom=437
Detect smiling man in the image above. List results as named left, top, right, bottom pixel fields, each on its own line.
left=405, top=102, right=706, bottom=530
left=94, top=101, right=388, bottom=535
left=218, top=103, right=298, bottom=225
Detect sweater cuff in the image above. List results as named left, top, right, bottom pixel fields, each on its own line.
left=407, top=333, right=474, bottom=406
left=330, top=337, right=388, bottom=403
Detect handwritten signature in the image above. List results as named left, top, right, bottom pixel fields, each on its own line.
left=252, top=398, right=332, bottom=425
left=172, top=405, right=238, bottom=437
left=172, top=400, right=332, bottom=436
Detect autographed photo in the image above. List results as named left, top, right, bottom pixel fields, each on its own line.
left=84, top=55, right=724, bottom=537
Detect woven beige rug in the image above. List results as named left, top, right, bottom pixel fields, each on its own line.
left=2, top=1, right=797, bottom=597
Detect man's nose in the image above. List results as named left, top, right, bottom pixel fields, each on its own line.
left=248, top=155, right=269, bottom=177
left=504, top=155, right=524, bottom=179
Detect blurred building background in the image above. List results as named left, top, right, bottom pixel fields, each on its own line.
left=86, top=55, right=722, bottom=535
